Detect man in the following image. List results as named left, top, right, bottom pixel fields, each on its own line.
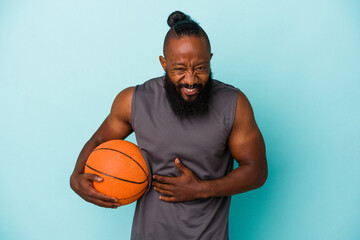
left=70, top=11, right=267, bottom=240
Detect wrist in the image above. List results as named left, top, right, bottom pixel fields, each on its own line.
left=199, top=180, right=212, bottom=199
left=70, top=171, right=82, bottom=188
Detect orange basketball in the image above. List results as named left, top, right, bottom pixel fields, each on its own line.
left=84, top=139, right=149, bottom=205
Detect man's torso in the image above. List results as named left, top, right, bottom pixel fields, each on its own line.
left=130, top=76, right=238, bottom=240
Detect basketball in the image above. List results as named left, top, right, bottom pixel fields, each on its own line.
left=84, top=139, right=149, bottom=205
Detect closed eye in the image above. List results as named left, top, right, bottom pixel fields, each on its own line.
left=195, top=66, right=208, bottom=72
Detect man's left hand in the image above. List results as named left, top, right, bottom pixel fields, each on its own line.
left=152, top=158, right=206, bottom=202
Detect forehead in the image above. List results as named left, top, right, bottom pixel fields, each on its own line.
left=165, top=36, right=210, bottom=63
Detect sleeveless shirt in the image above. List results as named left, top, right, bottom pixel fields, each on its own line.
left=130, top=76, right=239, bottom=240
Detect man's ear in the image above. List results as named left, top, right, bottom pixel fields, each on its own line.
left=159, top=56, right=167, bottom=72
left=210, top=53, right=213, bottom=60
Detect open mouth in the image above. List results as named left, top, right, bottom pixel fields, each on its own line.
left=178, top=84, right=202, bottom=97
left=182, top=86, right=198, bottom=96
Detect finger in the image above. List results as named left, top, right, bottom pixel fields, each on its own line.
left=154, top=186, right=173, bottom=197
left=158, top=195, right=177, bottom=203
left=85, top=184, right=119, bottom=203
left=79, top=177, right=118, bottom=203
left=153, top=174, right=175, bottom=184
left=174, top=158, right=189, bottom=174
left=91, top=199, right=120, bottom=208
left=152, top=181, right=173, bottom=191
left=84, top=195, right=121, bottom=208
left=84, top=173, right=103, bottom=182
left=85, top=191, right=120, bottom=207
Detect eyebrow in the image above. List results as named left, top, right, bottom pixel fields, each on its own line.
left=171, top=63, right=186, bottom=67
left=171, top=62, right=209, bottom=67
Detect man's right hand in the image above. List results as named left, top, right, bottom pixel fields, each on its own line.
left=70, top=173, right=121, bottom=208
left=70, top=87, right=134, bottom=208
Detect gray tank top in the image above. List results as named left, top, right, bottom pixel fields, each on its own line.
left=130, top=76, right=239, bottom=240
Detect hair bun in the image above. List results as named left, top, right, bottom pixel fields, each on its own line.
left=167, top=11, right=191, bottom=28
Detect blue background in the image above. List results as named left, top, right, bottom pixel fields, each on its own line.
left=1, top=1, right=359, bottom=239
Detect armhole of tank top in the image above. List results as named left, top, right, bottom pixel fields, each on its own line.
left=130, top=85, right=139, bottom=131
left=229, top=89, right=240, bottom=133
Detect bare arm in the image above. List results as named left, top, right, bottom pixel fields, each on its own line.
left=201, top=91, right=267, bottom=197
left=70, top=87, right=134, bottom=208
left=153, top=91, right=267, bottom=202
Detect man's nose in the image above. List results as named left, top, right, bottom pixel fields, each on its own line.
left=184, top=70, right=196, bottom=85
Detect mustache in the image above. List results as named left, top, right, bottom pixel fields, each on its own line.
left=177, top=83, right=203, bottom=89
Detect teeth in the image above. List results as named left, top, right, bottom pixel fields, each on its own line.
left=185, top=88, right=196, bottom=92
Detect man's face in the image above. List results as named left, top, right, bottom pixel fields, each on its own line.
left=160, top=35, right=213, bottom=102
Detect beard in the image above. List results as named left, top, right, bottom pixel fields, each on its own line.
left=163, top=72, right=213, bottom=118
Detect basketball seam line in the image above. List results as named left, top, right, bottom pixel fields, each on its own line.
left=118, top=184, right=148, bottom=201
left=93, top=147, right=149, bottom=178
left=85, top=164, right=148, bottom=184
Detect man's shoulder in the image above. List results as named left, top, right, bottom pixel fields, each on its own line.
left=211, top=79, right=239, bottom=95
left=133, top=76, right=165, bottom=98
left=137, top=76, right=164, bottom=89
